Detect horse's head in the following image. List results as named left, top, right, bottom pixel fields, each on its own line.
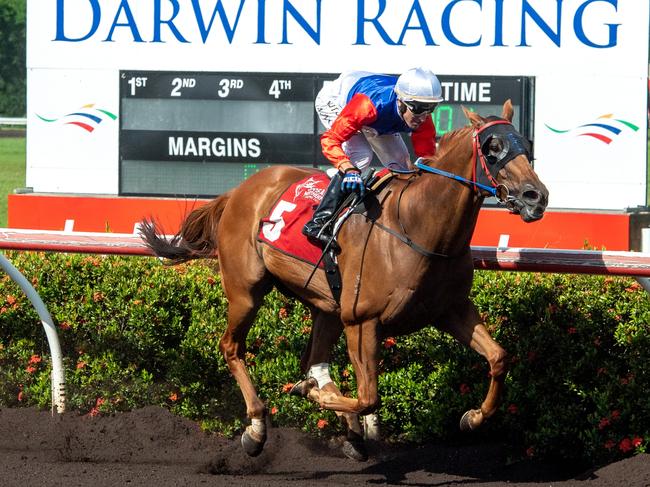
left=463, top=100, right=549, bottom=222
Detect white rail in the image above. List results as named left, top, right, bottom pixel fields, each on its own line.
left=0, top=117, right=27, bottom=126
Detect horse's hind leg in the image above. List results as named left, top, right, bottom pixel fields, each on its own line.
left=296, top=311, right=367, bottom=461
left=438, top=300, right=508, bottom=431
left=297, top=318, right=381, bottom=416
left=219, top=277, right=272, bottom=456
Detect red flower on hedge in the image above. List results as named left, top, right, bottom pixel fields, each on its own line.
left=567, top=327, right=577, bottom=334
left=282, top=383, right=294, bottom=393
left=598, top=418, right=610, bottom=430
left=25, top=365, right=36, bottom=374
left=604, top=439, right=616, bottom=450
left=384, top=337, right=397, bottom=349
left=507, top=404, right=518, bottom=414
left=317, top=419, right=328, bottom=429
left=619, top=438, right=634, bottom=453
left=270, top=407, right=278, bottom=415
left=632, top=437, right=643, bottom=448
left=278, top=307, right=288, bottom=319
left=459, top=383, right=470, bottom=395
left=28, top=355, right=42, bottom=365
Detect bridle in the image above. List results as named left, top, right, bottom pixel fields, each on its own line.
left=415, top=118, right=532, bottom=204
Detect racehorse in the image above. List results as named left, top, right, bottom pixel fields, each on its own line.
left=140, top=100, right=549, bottom=459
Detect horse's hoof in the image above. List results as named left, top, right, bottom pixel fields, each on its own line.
left=289, top=377, right=318, bottom=397
left=341, top=438, right=368, bottom=462
left=459, top=409, right=482, bottom=432
left=241, top=427, right=266, bottom=457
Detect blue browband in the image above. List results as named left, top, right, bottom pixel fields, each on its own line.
left=414, top=159, right=497, bottom=197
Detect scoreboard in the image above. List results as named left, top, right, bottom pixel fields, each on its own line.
left=119, top=71, right=533, bottom=197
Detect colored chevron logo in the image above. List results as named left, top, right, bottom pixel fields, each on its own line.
left=545, top=114, right=639, bottom=144
left=35, top=104, right=117, bottom=132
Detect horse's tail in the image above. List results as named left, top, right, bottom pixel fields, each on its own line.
left=140, top=193, right=231, bottom=264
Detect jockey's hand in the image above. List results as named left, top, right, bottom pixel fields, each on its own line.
left=341, top=169, right=365, bottom=197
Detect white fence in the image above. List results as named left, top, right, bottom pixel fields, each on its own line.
left=0, top=117, right=27, bottom=127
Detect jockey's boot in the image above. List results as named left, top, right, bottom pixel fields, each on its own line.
left=302, top=171, right=344, bottom=246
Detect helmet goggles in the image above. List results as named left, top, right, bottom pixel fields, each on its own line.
left=402, top=99, right=439, bottom=115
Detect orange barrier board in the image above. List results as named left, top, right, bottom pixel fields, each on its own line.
left=8, top=193, right=632, bottom=250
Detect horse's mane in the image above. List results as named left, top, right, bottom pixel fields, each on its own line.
left=427, top=125, right=473, bottom=164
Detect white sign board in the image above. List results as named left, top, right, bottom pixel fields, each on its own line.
left=26, top=0, right=649, bottom=210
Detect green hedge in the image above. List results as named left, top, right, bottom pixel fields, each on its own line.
left=0, top=251, right=648, bottom=465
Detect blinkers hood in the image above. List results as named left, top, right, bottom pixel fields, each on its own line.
left=475, top=119, right=532, bottom=189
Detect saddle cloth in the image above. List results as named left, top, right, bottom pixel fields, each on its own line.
left=257, top=168, right=394, bottom=267
left=258, top=173, right=329, bottom=267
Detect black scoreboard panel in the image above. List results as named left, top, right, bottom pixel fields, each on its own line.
left=119, top=71, right=533, bottom=197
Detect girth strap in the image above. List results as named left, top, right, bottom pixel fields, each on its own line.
left=365, top=218, right=449, bottom=259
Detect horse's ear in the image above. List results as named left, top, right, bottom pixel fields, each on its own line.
left=501, top=99, right=514, bottom=122
left=462, top=105, right=484, bottom=128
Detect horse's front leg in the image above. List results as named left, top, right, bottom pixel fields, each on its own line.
left=294, top=311, right=367, bottom=460
left=438, top=300, right=508, bottom=431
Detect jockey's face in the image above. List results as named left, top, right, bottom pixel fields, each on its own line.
left=399, top=100, right=434, bottom=130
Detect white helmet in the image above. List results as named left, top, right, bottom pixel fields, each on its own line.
left=394, top=67, right=444, bottom=103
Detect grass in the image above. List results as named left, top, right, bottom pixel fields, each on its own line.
left=0, top=135, right=27, bottom=228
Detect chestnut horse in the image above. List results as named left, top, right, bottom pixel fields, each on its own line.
left=140, top=101, right=548, bottom=459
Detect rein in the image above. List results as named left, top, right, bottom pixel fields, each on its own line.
left=415, top=161, right=497, bottom=196
left=415, top=119, right=514, bottom=199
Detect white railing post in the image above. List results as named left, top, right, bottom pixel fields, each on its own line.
left=0, top=253, right=65, bottom=414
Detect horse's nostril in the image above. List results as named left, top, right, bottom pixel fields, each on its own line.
left=522, top=189, right=541, bottom=203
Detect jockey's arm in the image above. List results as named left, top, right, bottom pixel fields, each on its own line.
left=321, top=94, right=378, bottom=173
left=411, top=116, right=437, bottom=159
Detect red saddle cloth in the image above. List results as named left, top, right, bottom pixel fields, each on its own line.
left=258, top=173, right=330, bottom=267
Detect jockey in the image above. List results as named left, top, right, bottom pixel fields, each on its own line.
left=302, top=67, right=444, bottom=245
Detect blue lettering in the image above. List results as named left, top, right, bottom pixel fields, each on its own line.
left=105, top=0, right=143, bottom=42
left=281, top=0, right=322, bottom=45
left=519, top=0, right=562, bottom=47
left=397, top=0, right=436, bottom=46
left=442, top=0, right=482, bottom=47
left=256, top=0, right=268, bottom=44
left=153, top=0, right=189, bottom=43
left=574, top=0, right=619, bottom=48
left=355, top=0, right=397, bottom=46
left=191, top=0, right=245, bottom=44
left=54, top=0, right=100, bottom=42
left=492, top=0, right=505, bottom=46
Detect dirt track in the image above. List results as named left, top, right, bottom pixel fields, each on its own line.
left=1, top=406, right=648, bottom=487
